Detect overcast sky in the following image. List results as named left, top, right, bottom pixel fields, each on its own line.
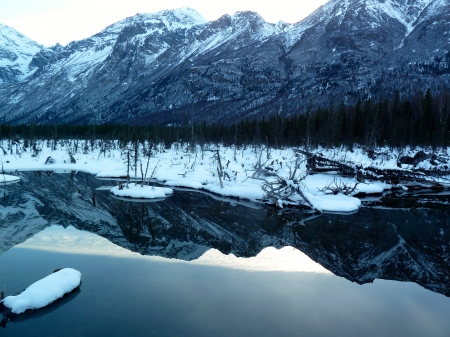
left=0, top=0, right=328, bottom=46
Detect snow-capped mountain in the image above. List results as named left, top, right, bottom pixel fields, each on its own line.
left=0, top=1, right=449, bottom=124
left=0, top=23, right=44, bottom=84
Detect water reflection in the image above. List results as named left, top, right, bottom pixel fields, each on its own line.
left=1, top=171, right=449, bottom=298
left=16, top=225, right=331, bottom=273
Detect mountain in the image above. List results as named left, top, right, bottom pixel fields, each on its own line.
left=0, top=23, right=44, bottom=84
left=0, top=1, right=449, bottom=124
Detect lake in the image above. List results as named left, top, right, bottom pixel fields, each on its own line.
left=1, top=171, right=449, bottom=336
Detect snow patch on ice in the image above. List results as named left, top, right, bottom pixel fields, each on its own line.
left=0, top=174, right=20, bottom=184
left=303, top=191, right=361, bottom=213
left=110, top=183, right=173, bottom=199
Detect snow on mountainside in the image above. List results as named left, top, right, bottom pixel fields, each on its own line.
left=31, top=8, right=209, bottom=80
left=0, top=7, right=288, bottom=124
left=0, top=23, right=44, bottom=83
left=284, top=0, right=434, bottom=49
left=0, top=1, right=450, bottom=124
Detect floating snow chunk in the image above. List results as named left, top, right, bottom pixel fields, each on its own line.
left=206, top=181, right=265, bottom=201
left=303, top=192, right=361, bottom=213
left=110, top=183, right=173, bottom=199
left=1, top=268, right=81, bottom=314
left=0, top=174, right=20, bottom=184
left=354, top=181, right=391, bottom=195
left=165, top=180, right=203, bottom=189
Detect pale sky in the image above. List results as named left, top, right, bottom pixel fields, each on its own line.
left=0, top=0, right=328, bottom=46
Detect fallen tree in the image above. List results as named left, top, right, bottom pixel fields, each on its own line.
left=300, top=149, right=450, bottom=188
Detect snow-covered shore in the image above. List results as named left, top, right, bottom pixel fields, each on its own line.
left=1, top=139, right=449, bottom=212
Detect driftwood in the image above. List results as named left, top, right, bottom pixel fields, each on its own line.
left=299, top=150, right=450, bottom=186
left=317, top=177, right=359, bottom=195
left=260, top=156, right=318, bottom=211
left=300, top=150, right=356, bottom=176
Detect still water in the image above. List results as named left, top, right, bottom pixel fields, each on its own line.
left=0, top=172, right=449, bottom=336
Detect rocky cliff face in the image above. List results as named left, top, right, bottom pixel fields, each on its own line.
left=0, top=1, right=449, bottom=124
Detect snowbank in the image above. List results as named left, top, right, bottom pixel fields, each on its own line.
left=1, top=268, right=81, bottom=314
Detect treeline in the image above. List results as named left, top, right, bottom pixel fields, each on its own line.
left=1, top=89, right=449, bottom=148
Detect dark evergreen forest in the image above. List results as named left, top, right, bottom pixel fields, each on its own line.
left=1, top=89, right=449, bottom=148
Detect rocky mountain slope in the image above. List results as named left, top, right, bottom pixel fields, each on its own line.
left=0, top=0, right=449, bottom=124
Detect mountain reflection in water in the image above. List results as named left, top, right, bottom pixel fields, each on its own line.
left=1, top=171, right=449, bottom=297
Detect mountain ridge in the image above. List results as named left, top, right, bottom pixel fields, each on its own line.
left=0, top=1, right=449, bottom=124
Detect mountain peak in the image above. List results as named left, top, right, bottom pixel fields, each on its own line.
left=119, top=7, right=208, bottom=29
left=232, top=11, right=264, bottom=20
left=158, top=7, right=209, bottom=25
left=0, top=23, right=42, bottom=52
left=0, top=23, right=42, bottom=83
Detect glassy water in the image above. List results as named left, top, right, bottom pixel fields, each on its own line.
left=0, top=172, right=449, bottom=336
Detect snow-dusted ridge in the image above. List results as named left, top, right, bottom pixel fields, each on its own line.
left=285, top=0, right=435, bottom=48
left=1, top=0, right=449, bottom=124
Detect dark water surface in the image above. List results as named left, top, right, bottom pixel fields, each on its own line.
left=0, top=172, right=449, bottom=336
